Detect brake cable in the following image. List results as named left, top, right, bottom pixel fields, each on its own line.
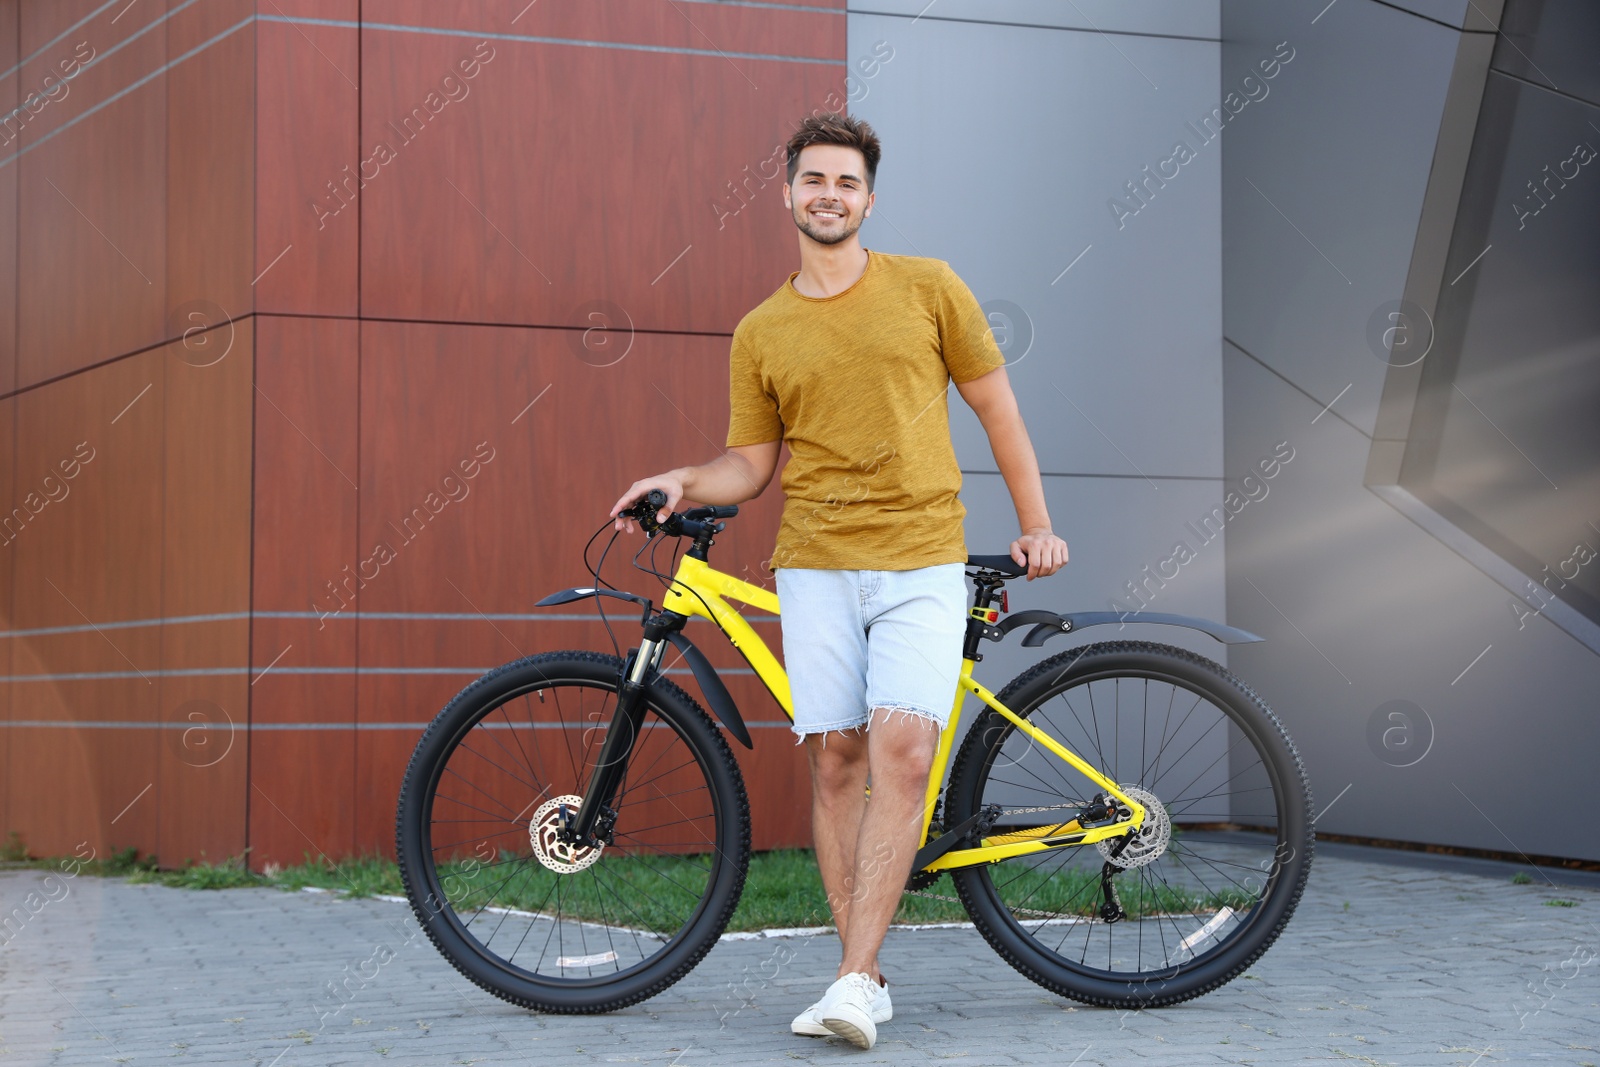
left=630, top=524, right=724, bottom=626
left=580, top=518, right=626, bottom=659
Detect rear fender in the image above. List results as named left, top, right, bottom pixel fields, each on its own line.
left=984, top=609, right=1263, bottom=647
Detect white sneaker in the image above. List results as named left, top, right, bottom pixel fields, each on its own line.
left=815, top=971, right=889, bottom=1049
left=790, top=975, right=891, bottom=1037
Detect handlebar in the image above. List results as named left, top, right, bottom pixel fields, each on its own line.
left=626, top=489, right=739, bottom=540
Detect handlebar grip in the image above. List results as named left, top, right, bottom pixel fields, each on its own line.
left=684, top=504, right=739, bottom=520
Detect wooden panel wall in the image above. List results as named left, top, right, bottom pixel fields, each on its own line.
left=0, top=1, right=17, bottom=395
left=0, top=395, right=13, bottom=841
left=156, top=329, right=252, bottom=867
left=6, top=350, right=167, bottom=858
left=238, top=2, right=845, bottom=866
left=167, top=0, right=255, bottom=338
left=4, top=0, right=846, bottom=868
left=0, top=2, right=17, bottom=843
left=249, top=315, right=360, bottom=867
left=2, top=336, right=251, bottom=863
left=1, top=0, right=255, bottom=864
left=358, top=2, right=844, bottom=333
left=254, top=0, right=358, bottom=316
left=7, top=0, right=255, bottom=389
left=16, top=2, right=168, bottom=387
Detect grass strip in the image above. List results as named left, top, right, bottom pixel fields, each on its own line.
left=2, top=838, right=1249, bottom=932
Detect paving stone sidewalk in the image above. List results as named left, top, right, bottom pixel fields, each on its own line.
left=1, top=843, right=1597, bottom=1066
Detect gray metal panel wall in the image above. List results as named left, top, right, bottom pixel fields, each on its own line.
left=1368, top=0, right=1502, bottom=30
left=1222, top=1, right=1464, bottom=437
left=850, top=0, right=1218, bottom=37
left=1221, top=0, right=1600, bottom=859
left=846, top=5, right=1229, bottom=769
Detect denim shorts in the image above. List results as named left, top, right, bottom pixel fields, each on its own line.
left=775, top=562, right=969, bottom=739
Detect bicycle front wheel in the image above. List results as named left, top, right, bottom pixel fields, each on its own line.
left=395, top=650, right=751, bottom=1013
left=946, top=641, right=1312, bottom=1008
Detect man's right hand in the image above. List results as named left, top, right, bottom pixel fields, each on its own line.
left=610, top=444, right=780, bottom=533
left=610, top=474, right=685, bottom=534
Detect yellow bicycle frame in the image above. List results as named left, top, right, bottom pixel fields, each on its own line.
left=657, top=555, right=1145, bottom=872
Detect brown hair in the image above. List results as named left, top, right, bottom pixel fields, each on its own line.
left=785, top=113, right=881, bottom=191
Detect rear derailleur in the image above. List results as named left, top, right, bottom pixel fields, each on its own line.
left=1096, top=826, right=1137, bottom=923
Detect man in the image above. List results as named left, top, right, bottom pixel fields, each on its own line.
left=610, top=113, right=1067, bottom=1049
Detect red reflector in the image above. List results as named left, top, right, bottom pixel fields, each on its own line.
left=1000, top=590, right=1009, bottom=613
left=986, top=609, right=999, bottom=622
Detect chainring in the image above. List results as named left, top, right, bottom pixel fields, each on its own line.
left=907, top=815, right=944, bottom=890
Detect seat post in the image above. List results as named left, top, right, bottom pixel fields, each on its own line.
left=962, top=574, right=1006, bottom=662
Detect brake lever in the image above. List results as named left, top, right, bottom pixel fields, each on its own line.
left=627, top=489, right=672, bottom=534
left=627, top=491, right=732, bottom=537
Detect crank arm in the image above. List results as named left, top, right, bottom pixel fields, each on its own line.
left=909, top=804, right=1001, bottom=883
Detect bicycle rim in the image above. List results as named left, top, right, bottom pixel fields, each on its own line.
left=950, top=642, right=1311, bottom=1003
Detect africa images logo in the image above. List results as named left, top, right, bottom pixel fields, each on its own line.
left=311, top=40, right=497, bottom=230
left=1108, top=41, right=1296, bottom=230
left=1110, top=441, right=1295, bottom=618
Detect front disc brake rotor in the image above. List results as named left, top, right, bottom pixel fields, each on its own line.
left=530, top=794, right=604, bottom=874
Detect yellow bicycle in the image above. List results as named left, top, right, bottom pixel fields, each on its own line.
left=396, top=491, right=1313, bottom=1014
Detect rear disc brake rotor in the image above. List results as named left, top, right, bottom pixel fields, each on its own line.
left=1096, top=785, right=1171, bottom=869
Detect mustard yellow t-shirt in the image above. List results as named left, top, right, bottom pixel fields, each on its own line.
left=725, top=250, right=1006, bottom=571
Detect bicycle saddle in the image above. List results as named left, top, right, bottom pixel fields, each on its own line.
left=966, top=554, right=1027, bottom=577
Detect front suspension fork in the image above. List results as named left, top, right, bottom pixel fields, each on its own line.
left=560, top=634, right=666, bottom=846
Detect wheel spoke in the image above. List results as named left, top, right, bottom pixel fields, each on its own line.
left=1027, top=705, right=1099, bottom=798
left=428, top=826, right=526, bottom=855
left=1082, top=684, right=1110, bottom=775
left=441, top=757, right=539, bottom=817
left=1156, top=723, right=1256, bottom=814
left=1142, top=690, right=1208, bottom=787
left=429, top=792, right=530, bottom=834
left=465, top=715, right=549, bottom=796
left=988, top=737, right=1093, bottom=807
left=549, top=685, right=587, bottom=796
left=1143, top=682, right=1180, bottom=785
left=503, top=866, right=553, bottom=967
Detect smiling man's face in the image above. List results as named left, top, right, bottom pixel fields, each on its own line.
left=784, top=143, right=874, bottom=246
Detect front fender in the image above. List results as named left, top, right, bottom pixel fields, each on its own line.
left=535, top=586, right=652, bottom=612
left=535, top=588, right=753, bottom=749
left=664, top=632, right=753, bottom=749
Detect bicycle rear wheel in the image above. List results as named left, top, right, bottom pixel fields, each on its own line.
left=395, top=650, right=750, bottom=1013
left=946, top=641, right=1312, bottom=1008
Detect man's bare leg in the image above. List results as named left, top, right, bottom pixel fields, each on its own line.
left=835, top=707, right=939, bottom=982
left=805, top=727, right=870, bottom=947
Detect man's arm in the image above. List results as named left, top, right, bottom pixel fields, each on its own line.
left=610, top=441, right=782, bottom=533
left=955, top=366, right=1069, bottom=580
